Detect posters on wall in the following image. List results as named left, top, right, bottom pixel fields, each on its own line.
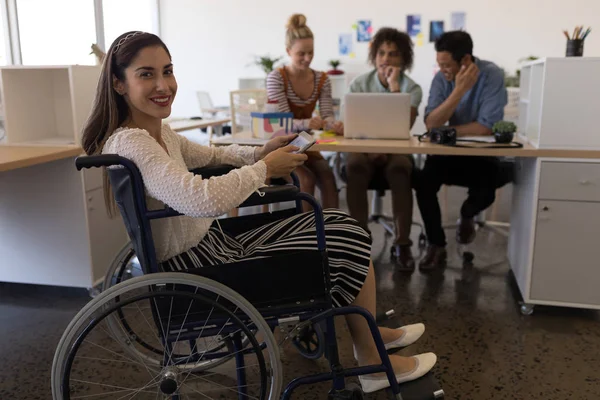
left=406, top=15, right=421, bottom=37
left=357, top=20, right=373, bottom=42
left=339, top=33, right=353, bottom=56
left=429, top=21, right=444, bottom=42
left=451, top=12, right=466, bottom=31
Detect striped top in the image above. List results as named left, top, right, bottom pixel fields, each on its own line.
left=266, top=68, right=334, bottom=131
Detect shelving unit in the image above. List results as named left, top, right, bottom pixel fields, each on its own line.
left=510, top=57, right=600, bottom=314
left=0, top=65, right=100, bottom=145
left=518, top=57, right=600, bottom=149
left=0, top=65, right=128, bottom=289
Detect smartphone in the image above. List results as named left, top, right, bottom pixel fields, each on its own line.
left=289, top=131, right=316, bottom=154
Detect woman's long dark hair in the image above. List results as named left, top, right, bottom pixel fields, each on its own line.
left=81, top=31, right=172, bottom=215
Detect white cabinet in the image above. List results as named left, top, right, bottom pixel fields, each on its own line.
left=530, top=200, right=600, bottom=305
left=518, top=58, right=600, bottom=150
left=0, top=157, right=128, bottom=288
left=509, top=159, right=600, bottom=310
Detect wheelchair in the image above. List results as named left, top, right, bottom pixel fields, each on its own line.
left=52, top=155, right=445, bottom=400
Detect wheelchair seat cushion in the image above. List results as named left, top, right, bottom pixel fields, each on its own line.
left=160, top=209, right=371, bottom=308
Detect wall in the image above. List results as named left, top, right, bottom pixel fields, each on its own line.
left=161, top=0, right=600, bottom=134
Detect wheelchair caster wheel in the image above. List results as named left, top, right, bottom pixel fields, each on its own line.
left=292, top=322, right=325, bottom=360
left=329, top=383, right=364, bottom=400
left=520, top=303, right=535, bottom=316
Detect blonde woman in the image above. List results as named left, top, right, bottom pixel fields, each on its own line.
left=267, top=14, right=342, bottom=211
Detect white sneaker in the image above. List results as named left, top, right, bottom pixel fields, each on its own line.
left=358, top=352, right=437, bottom=394
left=353, top=323, right=425, bottom=360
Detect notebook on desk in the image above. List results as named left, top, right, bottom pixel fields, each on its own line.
left=344, top=93, right=411, bottom=140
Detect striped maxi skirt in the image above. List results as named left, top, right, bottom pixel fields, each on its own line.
left=159, top=209, right=371, bottom=308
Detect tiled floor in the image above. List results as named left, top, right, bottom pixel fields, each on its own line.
left=2, top=197, right=600, bottom=399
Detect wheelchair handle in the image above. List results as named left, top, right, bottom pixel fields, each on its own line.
left=75, top=154, right=125, bottom=170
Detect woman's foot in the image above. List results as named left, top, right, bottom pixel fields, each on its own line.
left=379, top=323, right=425, bottom=349
left=358, top=353, right=438, bottom=393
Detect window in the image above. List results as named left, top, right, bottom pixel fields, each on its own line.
left=17, top=0, right=96, bottom=65
left=102, top=0, right=157, bottom=49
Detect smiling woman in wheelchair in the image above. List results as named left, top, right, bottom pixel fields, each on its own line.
left=81, top=31, right=436, bottom=392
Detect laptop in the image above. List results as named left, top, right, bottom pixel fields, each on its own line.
left=344, top=93, right=411, bottom=139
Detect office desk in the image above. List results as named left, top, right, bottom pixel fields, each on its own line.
left=168, top=118, right=230, bottom=136
left=213, top=132, right=600, bottom=314
left=0, top=145, right=128, bottom=289
left=0, top=145, right=82, bottom=172
left=211, top=131, right=600, bottom=158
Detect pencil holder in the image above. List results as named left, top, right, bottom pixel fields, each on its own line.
left=566, top=39, right=584, bottom=57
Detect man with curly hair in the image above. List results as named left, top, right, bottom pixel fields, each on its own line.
left=345, top=27, right=422, bottom=272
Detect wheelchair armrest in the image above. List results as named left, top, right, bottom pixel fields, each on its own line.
left=239, top=185, right=300, bottom=208
left=75, top=154, right=124, bottom=170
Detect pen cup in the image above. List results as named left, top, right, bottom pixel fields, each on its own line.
left=566, top=39, right=584, bottom=57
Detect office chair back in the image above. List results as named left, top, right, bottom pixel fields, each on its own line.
left=196, top=91, right=215, bottom=116
left=229, top=89, right=267, bottom=134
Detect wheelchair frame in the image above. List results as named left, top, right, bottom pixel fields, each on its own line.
left=54, top=154, right=416, bottom=400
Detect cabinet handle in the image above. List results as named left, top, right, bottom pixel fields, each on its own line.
left=579, top=179, right=591, bottom=185
left=542, top=206, right=549, bottom=211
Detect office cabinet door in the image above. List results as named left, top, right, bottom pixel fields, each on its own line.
left=530, top=200, right=600, bottom=307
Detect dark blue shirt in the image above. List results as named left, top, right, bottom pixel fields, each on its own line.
left=425, top=58, right=507, bottom=129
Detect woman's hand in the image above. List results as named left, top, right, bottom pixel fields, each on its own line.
left=255, top=134, right=298, bottom=160
left=262, top=145, right=308, bottom=179
left=308, top=117, right=324, bottom=130
left=331, top=121, right=344, bottom=136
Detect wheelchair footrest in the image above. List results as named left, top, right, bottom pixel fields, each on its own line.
left=397, top=372, right=444, bottom=399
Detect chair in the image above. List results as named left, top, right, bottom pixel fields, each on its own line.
left=52, top=155, right=444, bottom=400
left=335, top=155, right=427, bottom=260
left=196, top=90, right=230, bottom=118
left=442, top=159, right=515, bottom=264
left=229, top=89, right=267, bottom=134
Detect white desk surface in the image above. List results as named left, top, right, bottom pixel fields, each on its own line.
left=167, top=118, right=230, bottom=133
left=212, top=131, right=600, bottom=159
left=0, top=145, right=82, bottom=172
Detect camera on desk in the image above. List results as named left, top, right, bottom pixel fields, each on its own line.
left=429, top=127, right=457, bottom=145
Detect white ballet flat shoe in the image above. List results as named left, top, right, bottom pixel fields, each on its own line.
left=358, top=352, right=437, bottom=394
left=384, top=323, right=425, bottom=351
left=353, top=323, right=425, bottom=360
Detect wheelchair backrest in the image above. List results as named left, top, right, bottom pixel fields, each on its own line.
left=107, top=161, right=164, bottom=274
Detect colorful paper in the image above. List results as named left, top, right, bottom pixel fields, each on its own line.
left=451, top=12, right=466, bottom=31
left=357, top=20, right=373, bottom=42
left=429, top=21, right=444, bottom=42
left=407, top=15, right=421, bottom=37
left=339, top=33, right=353, bottom=56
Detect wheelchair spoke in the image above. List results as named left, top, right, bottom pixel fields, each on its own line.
left=178, top=306, right=238, bottom=388
left=115, top=374, right=163, bottom=400
left=165, top=287, right=199, bottom=368
left=70, top=378, right=158, bottom=398
left=132, top=300, right=169, bottom=354
left=81, top=338, right=158, bottom=375
left=97, top=318, right=160, bottom=377
left=152, top=295, right=174, bottom=363
left=180, top=377, right=261, bottom=400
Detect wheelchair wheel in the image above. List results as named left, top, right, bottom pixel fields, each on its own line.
left=291, top=322, right=325, bottom=360
left=102, top=244, right=254, bottom=372
left=52, top=272, right=283, bottom=400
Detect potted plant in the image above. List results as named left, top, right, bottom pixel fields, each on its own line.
left=327, top=60, right=344, bottom=75
left=492, top=121, right=517, bottom=143
left=252, top=55, right=282, bottom=75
